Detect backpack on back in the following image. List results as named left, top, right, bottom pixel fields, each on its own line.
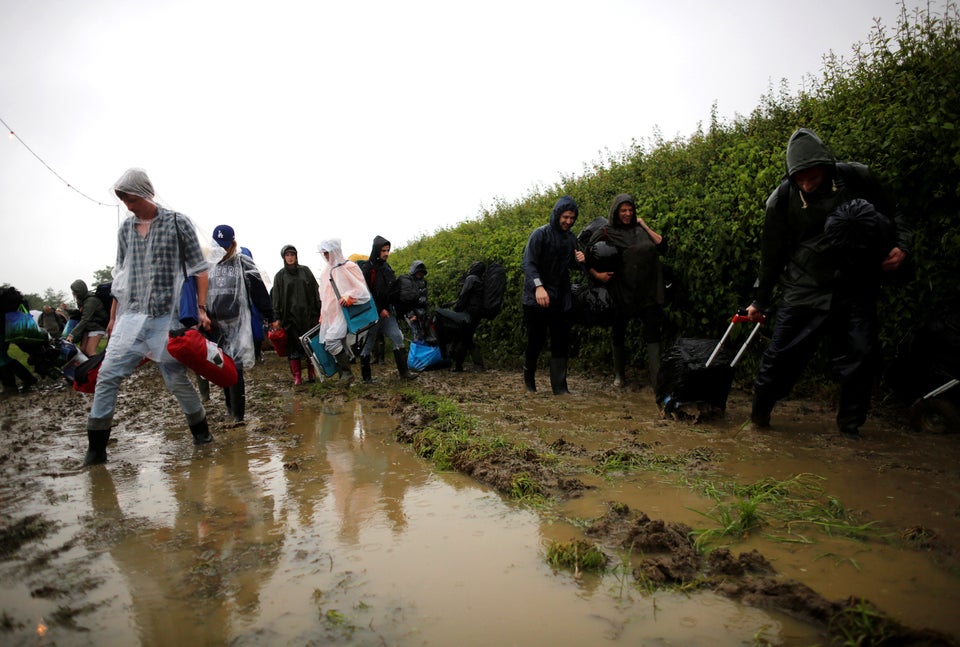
left=94, top=282, right=113, bottom=313
left=389, top=274, right=420, bottom=315
left=480, top=262, right=506, bottom=319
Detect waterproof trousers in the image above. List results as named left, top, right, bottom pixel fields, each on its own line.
left=753, top=300, right=880, bottom=433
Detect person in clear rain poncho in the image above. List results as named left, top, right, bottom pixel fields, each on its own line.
left=318, top=239, right=371, bottom=383
left=83, top=168, right=213, bottom=466
left=204, top=225, right=274, bottom=424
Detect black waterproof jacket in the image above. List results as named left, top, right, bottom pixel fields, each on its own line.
left=455, top=262, right=486, bottom=320
left=521, top=196, right=580, bottom=310
left=363, top=235, right=397, bottom=312
left=755, top=128, right=913, bottom=311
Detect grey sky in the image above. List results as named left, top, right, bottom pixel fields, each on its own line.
left=0, top=0, right=924, bottom=297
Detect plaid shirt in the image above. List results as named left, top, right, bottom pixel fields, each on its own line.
left=116, top=207, right=205, bottom=317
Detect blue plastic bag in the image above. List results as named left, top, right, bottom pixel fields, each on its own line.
left=4, top=306, right=46, bottom=343
left=408, top=341, right=443, bottom=372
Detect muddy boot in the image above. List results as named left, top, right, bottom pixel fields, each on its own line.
left=394, top=348, right=417, bottom=380
left=471, top=348, right=485, bottom=371
left=190, top=417, right=214, bottom=445
left=361, top=355, right=373, bottom=383
left=306, top=362, right=317, bottom=383
left=523, top=366, right=536, bottom=392
left=289, top=359, right=303, bottom=386
left=335, top=350, right=354, bottom=384
left=83, top=427, right=111, bottom=466
left=646, top=343, right=661, bottom=391
left=750, top=390, right=774, bottom=429
left=550, top=357, right=570, bottom=395
left=226, top=378, right=245, bottom=423
left=197, top=376, right=210, bottom=402
left=612, top=345, right=627, bottom=388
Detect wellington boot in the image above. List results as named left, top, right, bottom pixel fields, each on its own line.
left=306, top=362, right=317, bottom=383
left=361, top=356, right=373, bottom=383
left=646, top=343, right=661, bottom=391
left=335, top=350, right=354, bottom=384
left=290, top=359, right=303, bottom=386
left=394, top=348, right=417, bottom=380
left=550, top=357, right=570, bottom=395
left=190, top=418, right=214, bottom=445
left=523, top=366, right=536, bottom=392
left=83, top=428, right=111, bottom=466
left=612, top=345, right=627, bottom=388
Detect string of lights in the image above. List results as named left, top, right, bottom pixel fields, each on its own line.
left=1, top=115, right=116, bottom=208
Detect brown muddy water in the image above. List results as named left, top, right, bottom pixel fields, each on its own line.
left=1, top=359, right=959, bottom=645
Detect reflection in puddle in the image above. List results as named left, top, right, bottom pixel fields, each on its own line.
left=2, top=400, right=821, bottom=645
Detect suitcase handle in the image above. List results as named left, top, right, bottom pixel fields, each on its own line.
left=705, top=310, right=766, bottom=368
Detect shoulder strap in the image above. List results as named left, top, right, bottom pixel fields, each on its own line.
left=172, top=213, right=188, bottom=279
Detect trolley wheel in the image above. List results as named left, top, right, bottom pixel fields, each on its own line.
left=909, top=397, right=960, bottom=434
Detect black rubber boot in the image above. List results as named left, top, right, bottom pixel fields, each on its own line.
left=197, top=376, right=210, bottom=402
left=612, top=345, right=627, bottom=388
left=190, top=418, right=214, bottom=445
left=523, top=366, right=536, bottom=392
left=226, top=377, right=245, bottom=423
left=394, top=348, right=416, bottom=380
left=335, top=350, right=354, bottom=384
left=750, top=391, right=774, bottom=429
left=306, top=362, right=317, bottom=383
left=361, top=356, right=372, bottom=383
left=83, top=428, right=111, bottom=466
left=550, top=357, right=570, bottom=395
left=646, top=342, right=661, bottom=391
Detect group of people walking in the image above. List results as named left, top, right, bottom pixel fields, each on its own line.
left=67, top=125, right=911, bottom=465
left=521, top=128, right=912, bottom=441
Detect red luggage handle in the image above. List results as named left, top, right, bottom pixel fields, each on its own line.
left=705, top=310, right=765, bottom=368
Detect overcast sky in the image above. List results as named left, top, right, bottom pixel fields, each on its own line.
left=1, top=0, right=923, bottom=299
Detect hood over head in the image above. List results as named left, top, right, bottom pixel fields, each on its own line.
left=112, top=168, right=155, bottom=202
left=608, top=193, right=637, bottom=228
left=409, top=260, right=427, bottom=276
left=281, top=244, right=298, bottom=259
left=319, top=239, right=347, bottom=267
left=785, top=128, right=836, bottom=178
left=70, top=279, right=89, bottom=300
left=369, top=235, right=391, bottom=263
left=467, top=261, right=486, bottom=277
left=550, top=195, right=579, bottom=229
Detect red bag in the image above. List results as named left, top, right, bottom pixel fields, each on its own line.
left=167, top=329, right=238, bottom=388
left=72, top=352, right=105, bottom=394
left=268, top=326, right=288, bottom=357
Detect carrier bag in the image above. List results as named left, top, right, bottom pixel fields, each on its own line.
left=4, top=306, right=46, bottom=344
left=167, top=329, right=238, bottom=388
left=571, top=283, right=616, bottom=328
left=330, top=273, right=378, bottom=335
left=299, top=323, right=337, bottom=378
left=72, top=351, right=106, bottom=394
left=407, top=341, right=444, bottom=371
left=268, top=326, right=288, bottom=356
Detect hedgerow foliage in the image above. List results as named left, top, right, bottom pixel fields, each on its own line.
left=392, top=3, right=959, bottom=375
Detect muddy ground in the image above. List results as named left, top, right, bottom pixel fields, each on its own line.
left=2, top=352, right=959, bottom=645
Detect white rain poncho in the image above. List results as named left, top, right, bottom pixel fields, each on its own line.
left=317, top=239, right=370, bottom=352
left=108, top=168, right=210, bottom=362
left=205, top=243, right=264, bottom=369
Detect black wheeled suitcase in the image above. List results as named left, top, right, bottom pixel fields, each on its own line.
left=656, top=313, right=763, bottom=416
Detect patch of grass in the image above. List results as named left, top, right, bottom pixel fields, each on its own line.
left=686, top=473, right=889, bottom=550
left=510, top=473, right=543, bottom=503
left=545, top=540, right=607, bottom=573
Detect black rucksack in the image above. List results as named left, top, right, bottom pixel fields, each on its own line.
left=480, top=262, right=506, bottom=319
left=389, top=274, right=419, bottom=314
left=94, top=282, right=114, bottom=313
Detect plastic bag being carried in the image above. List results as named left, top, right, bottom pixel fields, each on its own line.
left=5, top=306, right=47, bottom=343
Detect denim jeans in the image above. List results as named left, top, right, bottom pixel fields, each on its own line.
left=88, top=314, right=204, bottom=430
left=360, top=311, right=405, bottom=357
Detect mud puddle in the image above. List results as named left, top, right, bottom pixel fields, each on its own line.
left=1, top=389, right=819, bottom=646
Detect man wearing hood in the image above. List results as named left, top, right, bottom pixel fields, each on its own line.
left=521, top=195, right=586, bottom=394
left=746, top=128, right=913, bottom=439
left=271, top=244, right=321, bottom=385
left=401, top=260, right=433, bottom=344
left=359, top=235, right=413, bottom=382
left=64, top=279, right=109, bottom=356
left=450, top=261, right=487, bottom=372
left=83, top=168, right=213, bottom=466
left=585, top=193, right=667, bottom=390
